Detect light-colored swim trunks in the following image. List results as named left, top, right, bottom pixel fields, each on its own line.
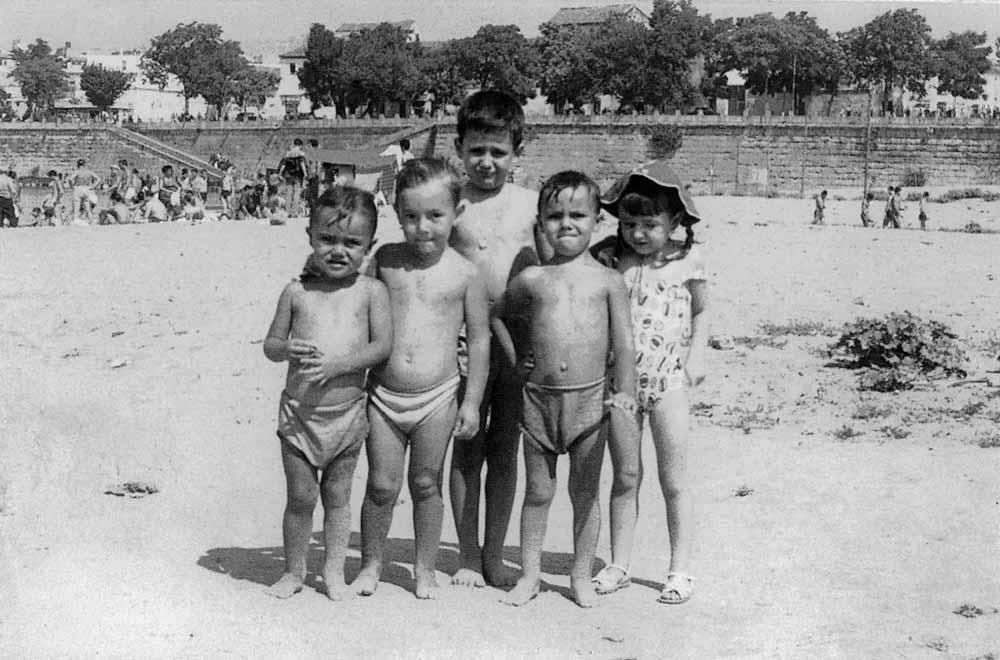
left=368, top=372, right=461, bottom=435
left=277, top=391, right=368, bottom=468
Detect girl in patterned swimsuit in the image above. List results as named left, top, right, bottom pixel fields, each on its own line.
left=590, top=161, right=709, bottom=605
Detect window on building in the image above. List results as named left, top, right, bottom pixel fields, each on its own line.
left=290, top=63, right=296, bottom=74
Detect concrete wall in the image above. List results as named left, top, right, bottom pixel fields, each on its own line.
left=4, top=118, right=1000, bottom=195
left=0, top=125, right=167, bottom=177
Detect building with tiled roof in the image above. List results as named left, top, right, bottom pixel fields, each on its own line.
left=546, top=4, right=649, bottom=28
left=334, top=20, right=417, bottom=42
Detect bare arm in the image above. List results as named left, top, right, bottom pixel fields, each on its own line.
left=461, top=271, right=490, bottom=411
left=489, top=275, right=528, bottom=370
left=263, top=284, right=315, bottom=362
left=684, top=279, right=709, bottom=385
left=607, top=274, right=636, bottom=398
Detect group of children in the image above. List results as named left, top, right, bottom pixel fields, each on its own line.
left=857, top=187, right=932, bottom=229
left=263, top=90, right=708, bottom=608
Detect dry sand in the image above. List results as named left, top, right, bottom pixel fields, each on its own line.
left=1, top=196, right=999, bottom=660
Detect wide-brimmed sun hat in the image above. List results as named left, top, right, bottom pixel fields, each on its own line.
left=601, top=160, right=701, bottom=226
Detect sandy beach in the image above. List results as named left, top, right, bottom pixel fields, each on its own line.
left=1, top=195, right=998, bottom=659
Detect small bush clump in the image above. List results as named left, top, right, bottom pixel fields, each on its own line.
left=935, top=187, right=1000, bottom=203
left=880, top=425, right=911, bottom=440
left=852, top=403, right=892, bottom=420
left=831, top=424, right=863, bottom=440
left=759, top=320, right=839, bottom=337
left=832, top=312, right=968, bottom=391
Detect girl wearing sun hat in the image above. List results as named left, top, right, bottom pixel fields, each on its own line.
left=591, top=161, right=709, bottom=604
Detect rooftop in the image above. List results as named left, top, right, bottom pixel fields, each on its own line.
left=547, top=4, right=648, bottom=26
left=335, top=19, right=416, bottom=33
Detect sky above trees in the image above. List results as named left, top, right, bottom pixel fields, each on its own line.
left=1, top=0, right=998, bottom=54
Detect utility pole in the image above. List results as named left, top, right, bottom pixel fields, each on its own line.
left=863, top=87, right=873, bottom=201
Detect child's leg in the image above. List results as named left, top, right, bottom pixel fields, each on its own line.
left=266, top=441, right=319, bottom=598
left=449, top=387, right=488, bottom=586
left=501, top=441, right=556, bottom=606
left=318, top=444, right=362, bottom=600
left=599, top=408, right=642, bottom=588
left=407, top=399, right=458, bottom=599
left=567, top=427, right=606, bottom=608
left=648, top=390, right=694, bottom=597
left=356, top=408, right=407, bottom=596
left=481, top=375, right=523, bottom=586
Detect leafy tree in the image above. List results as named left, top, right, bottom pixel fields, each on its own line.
left=342, top=23, right=426, bottom=117
left=143, top=22, right=255, bottom=115
left=647, top=0, right=715, bottom=110
left=718, top=14, right=785, bottom=100
left=840, top=9, right=933, bottom=113
left=229, top=66, right=280, bottom=110
left=298, top=23, right=348, bottom=115
left=80, top=64, right=133, bottom=112
left=930, top=31, right=992, bottom=102
left=590, top=17, right=672, bottom=111
left=418, top=41, right=468, bottom=114
left=11, top=39, right=70, bottom=118
left=536, top=23, right=599, bottom=113
left=447, top=25, right=537, bottom=103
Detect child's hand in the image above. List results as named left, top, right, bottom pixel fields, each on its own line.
left=286, top=339, right=318, bottom=361
left=299, top=350, right=341, bottom=384
left=515, top=352, right=536, bottom=380
left=684, top=352, right=706, bottom=387
left=453, top=402, right=480, bottom=441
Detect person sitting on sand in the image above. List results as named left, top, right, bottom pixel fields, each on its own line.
left=492, top=171, right=635, bottom=608
left=262, top=186, right=392, bottom=600
left=355, top=158, right=489, bottom=600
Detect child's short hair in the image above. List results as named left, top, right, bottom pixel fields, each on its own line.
left=537, top=170, right=600, bottom=216
left=110, top=191, right=122, bottom=202
left=311, top=186, right=378, bottom=239
left=308, top=139, right=319, bottom=148
left=31, top=207, right=41, bottom=215
left=162, top=165, right=173, bottom=174
left=399, top=138, right=411, bottom=151
left=47, top=169, right=57, bottom=177
left=394, top=157, right=462, bottom=209
left=457, top=90, right=525, bottom=149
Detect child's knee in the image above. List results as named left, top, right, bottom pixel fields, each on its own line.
left=366, top=474, right=402, bottom=506
left=523, top=478, right=556, bottom=506
left=408, top=468, right=442, bottom=501
left=287, top=482, right=319, bottom=512
left=612, top=463, right=641, bottom=494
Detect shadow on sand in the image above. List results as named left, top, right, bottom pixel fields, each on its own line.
left=198, top=533, right=599, bottom=600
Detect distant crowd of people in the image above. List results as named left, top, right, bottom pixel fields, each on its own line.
left=811, top=186, right=932, bottom=230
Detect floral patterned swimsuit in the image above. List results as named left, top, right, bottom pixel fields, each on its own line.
left=619, top=244, right=706, bottom=412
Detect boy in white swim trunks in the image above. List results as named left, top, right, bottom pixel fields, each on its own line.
left=492, top=171, right=636, bottom=608
left=356, top=158, right=489, bottom=600
left=263, top=186, right=392, bottom=600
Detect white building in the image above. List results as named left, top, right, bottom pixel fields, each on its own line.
left=903, top=65, right=1000, bottom=117
left=276, top=46, right=312, bottom=118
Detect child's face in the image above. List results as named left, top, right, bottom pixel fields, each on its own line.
left=619, top=208, right=680, bottom=257
left=396, top=180, right=458, bottom=259
left=538, top=186, right=598, bottom=258
left=455, top=129, right=516, bottom=192
left=307, top=210, right=374, bottom=280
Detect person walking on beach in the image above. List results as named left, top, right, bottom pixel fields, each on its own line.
left=0, top=169, right=18, bottom=228
left=918, top=191, right=929, bottom=230
left=860, top=192, right=873, bottom=227
left=811, top=190, right=827, bottom=225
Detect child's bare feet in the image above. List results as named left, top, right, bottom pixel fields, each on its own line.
left=265, top=573, right=304, bottom=599
left=571, top=576, right=597, bottom=608
left=414, top=568, right=441, bottom=600
left=353, top=566, right=380, bottom=596
left=321, top=567, right=349, bottom=601
left=500, top=576, right=539, bottom=606
left=451, top=554, right=486, bottom=587
left=483, top=557, right=519, bottom=587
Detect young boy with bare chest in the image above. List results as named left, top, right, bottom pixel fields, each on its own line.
left=356, top=158, right=489, bottom=599
left=493, top=171, right=636, bottom=607
left=448, top=90, right=547, bottom=588
left=263, top=187, right=392, bottom=600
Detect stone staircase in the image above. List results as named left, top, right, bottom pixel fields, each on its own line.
left=107, top=126, right=225, bottom=181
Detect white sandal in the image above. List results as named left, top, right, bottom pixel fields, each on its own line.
left=658, top=572, right=694, bottom=604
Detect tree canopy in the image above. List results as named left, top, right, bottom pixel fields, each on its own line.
left=446, top=25, right=537, bottom=103
left=143, top=22, right=275, bottom=114
left=11, top=39, right=70, bottom=118
left=80, top=64, right=133, bottom=111
left=930, top=31, right=992, bottom=101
